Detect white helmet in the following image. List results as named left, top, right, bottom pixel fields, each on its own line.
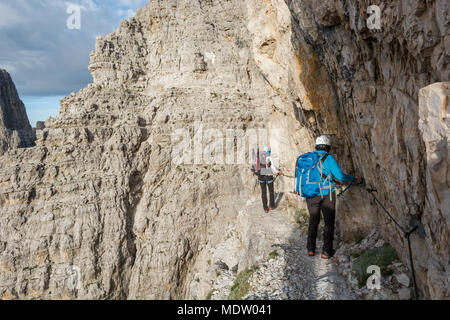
left=315, top=135, right=330, bottom=146
left=263, top=146, right=271, bottom=154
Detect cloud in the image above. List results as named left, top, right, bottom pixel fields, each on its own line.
left=0, top=0, right=149, bottom=97
left=117, top=8, right=137, bottom=19
left=0, top=2, right=25, bottom=28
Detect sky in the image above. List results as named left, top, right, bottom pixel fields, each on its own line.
left=0, top=0, right=149, bottom=126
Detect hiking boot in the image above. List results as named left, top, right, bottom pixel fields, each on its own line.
left=321, top=250, right=335, bottom=259
left=308, top=251, right=315, bottom=257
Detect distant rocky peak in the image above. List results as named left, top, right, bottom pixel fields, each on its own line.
left=0, top=68, right=36, bottom=155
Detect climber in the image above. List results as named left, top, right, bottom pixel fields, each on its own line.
left=295, top=135, right=362, bottom=259
left=252, top=147, right=282, bottom=213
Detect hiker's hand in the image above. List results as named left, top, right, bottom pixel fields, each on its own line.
left=355, top=174, right=363, bottom=184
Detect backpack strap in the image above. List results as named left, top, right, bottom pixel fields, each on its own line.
left=319, top=153, right=334, bottom=181
left=314, top=153, right=328, bottom=173
left=295, top=155, right=302, bottom=194
left=318, top=153, right=335, bottom=200
left=294, top=155, right=301, bottom=178
left=317, top=153, right=329, bottom=199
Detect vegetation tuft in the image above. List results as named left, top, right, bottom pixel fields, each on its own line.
left=227, top=266, right=258, bottom=300
left=268, top=251, right=279, bottom=260
left=294, top=208, right=309, bottom=225
left=352, top=243, right=398, bottom=288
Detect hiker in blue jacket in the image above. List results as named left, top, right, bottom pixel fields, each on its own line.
left=302, top=135, right=362, bottom=259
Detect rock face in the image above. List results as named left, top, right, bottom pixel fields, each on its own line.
left=0, top=69, right=35, bottom=155
left=0, top=0, right=448, bottom=300
left=418, top=82, right=449, bottom=299
left=282, top=0, right=449, bottom=299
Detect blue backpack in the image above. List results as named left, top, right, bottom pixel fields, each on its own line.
left=295, top=152, right=332, bottom=198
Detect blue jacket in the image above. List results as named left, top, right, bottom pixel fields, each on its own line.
left=314, top=150, right=355, bottom=196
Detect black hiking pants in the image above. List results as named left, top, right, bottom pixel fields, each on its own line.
left=306, top=192, right=336, bottom=254
left=259, top=178, right=275, bottom=211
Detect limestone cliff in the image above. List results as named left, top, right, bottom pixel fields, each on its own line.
left=280, top=0, right=449, bottom=299
left=0, top=0, right=294, bottom=300
left=0, top=0, right=448, bottom=300
left=0, top=69, right=35, bottom=155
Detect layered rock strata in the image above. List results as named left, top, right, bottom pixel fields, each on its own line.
left=0, top=0, right=448, bottom=299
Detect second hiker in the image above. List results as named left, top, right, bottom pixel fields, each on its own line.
left=252, top=147, right=282, bottom=213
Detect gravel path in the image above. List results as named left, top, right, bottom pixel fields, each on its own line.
left=211, top=194, right=357, bottom=300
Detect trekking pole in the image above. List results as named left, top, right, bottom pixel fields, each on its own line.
left=337, top=181, right=354, bottom=198
left=336, top=177, right=367, bottom=198
left=365, top=188, right=421, bottom=300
